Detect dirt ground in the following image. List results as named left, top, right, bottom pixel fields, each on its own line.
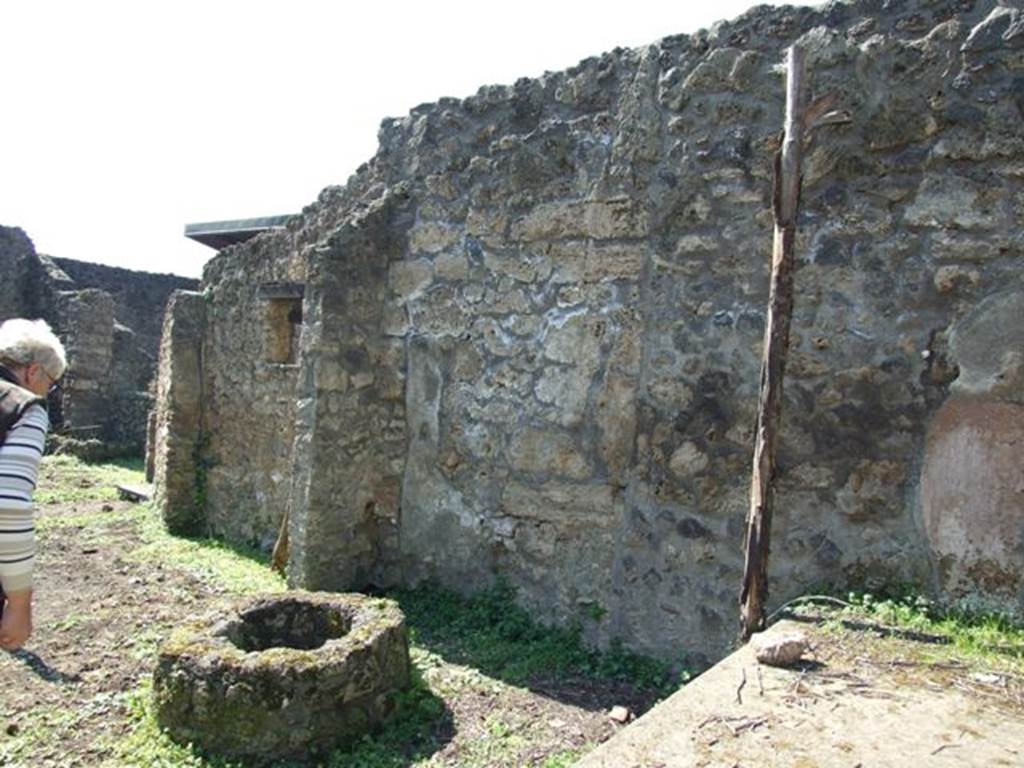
left=0, top=464, right=661, bottom=767
left=0, top=495, right=223, bottom=765
left=579, top=616, right=1024, bottom=768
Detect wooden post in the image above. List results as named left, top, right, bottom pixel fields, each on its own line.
left=739, top=45, right=806, bottom=641
left=271, top=509, right=289, bottom=576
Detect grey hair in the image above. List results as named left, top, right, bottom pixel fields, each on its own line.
left=0, top=318, right=68, bottom=380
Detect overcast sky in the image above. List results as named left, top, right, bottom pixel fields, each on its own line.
left=3, top=1, right=811, bottom=279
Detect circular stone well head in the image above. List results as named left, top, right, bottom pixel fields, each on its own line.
left=153, top=591, right=410, bottom=760
left=224, top=597, right=351, bottom=652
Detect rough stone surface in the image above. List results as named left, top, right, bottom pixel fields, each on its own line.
left=154, top=0, right=1024, bottom=664
left=153, top=592, right=410, bottom=759
left=198, top=234, right=308, bottom=550
left=921, top=399, right=1024, bottom=609
left=0, top=225, right=197, bottom=455
left=152, top=291, right=207, bottom=535
left=52, top=257, right=199, bottom=361
left=54, top=289, right=115, bottom=442
left=948, top=289, right=1024, bottom=402
left=753, top=631, right=810, bottom=667
left=577, top=618, right=1024, bottom=768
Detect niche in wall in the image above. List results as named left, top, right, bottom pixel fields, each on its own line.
left=259, top=282, right=305, bottom=365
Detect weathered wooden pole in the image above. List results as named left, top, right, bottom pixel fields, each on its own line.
left=739, top=45, right=807, bottom=641
left=271, top=509, right=289, bottom=576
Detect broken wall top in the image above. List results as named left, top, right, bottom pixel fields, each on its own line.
left=202, top=0, right=1024, bottom=285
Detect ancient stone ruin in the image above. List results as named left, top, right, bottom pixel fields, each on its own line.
left=0, top=225, right=198, bottom=456
left=153, top=0, right=1024, bottom=666
left=153, top=592, right=410, bottom=758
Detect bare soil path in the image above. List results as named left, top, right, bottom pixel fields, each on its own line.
left=0, top=486, right=236, bottom=766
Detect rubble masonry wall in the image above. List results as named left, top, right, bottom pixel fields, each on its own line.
left=165, top=0, right=1024, bottom=664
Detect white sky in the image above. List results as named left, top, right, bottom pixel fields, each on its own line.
left=2, top=1, right=811, bottom=279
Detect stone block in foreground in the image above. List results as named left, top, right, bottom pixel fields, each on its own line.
left=153, top=591, right=410, bottom=759
left=576, top=619, right=1024, bottom=767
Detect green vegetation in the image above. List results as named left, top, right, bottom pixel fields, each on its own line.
left=36, top=505, right=142, bottom=532
left=322, top=668, right=452, bottom=768
left=0, top=705, right=83, bottom=765
left=23, top=455, right=680, bottom=768
left=782, top=588, right=1024, bottom=670
left=36, top=455, right=284, bottom=595
left=394, top=581, right=685, bottom=694
left=128, top=510, right=286, bottom=595
left=840, top=590, right=1024, bottom=664
left=35, top=454, right=145, bottom=504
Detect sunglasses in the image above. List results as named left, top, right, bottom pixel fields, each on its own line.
left=36, top=365, right=62, bottom=395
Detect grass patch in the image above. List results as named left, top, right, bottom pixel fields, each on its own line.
left=0, top=704, right=92, bottom=765
left=393, top=581, right=686, bottom=695
left=36, top=454, right=145, bottom=504
left=35, top=455, right=283, bottom=594
left=128, top=511, right=286, bottom=595
left=35, top=456, right=282, bottom=593
left=841, top=591, right=1024, bottom=665
left=36, top=505, right=143, bottom=532
left=541, top=750, right=587, bottom=768
left=783, top=589, right=1024, bottom=671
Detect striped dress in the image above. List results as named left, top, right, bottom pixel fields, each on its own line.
left=0, top=403, right=47, bottom=593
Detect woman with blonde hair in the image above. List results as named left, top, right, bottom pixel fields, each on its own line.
left=0, top=318, right=66, bottom=650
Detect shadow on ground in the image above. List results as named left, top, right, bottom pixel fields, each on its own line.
left=8, top=648, right=82, bottom=684
left=386, top=582, right=681, bottom=715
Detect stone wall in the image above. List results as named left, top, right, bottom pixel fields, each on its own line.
left=153, top=291, right=207, bottom=534
left=55, top=289, right=116, bottom=441
left=0, top=227, right=37, bottom=320
left=0, top=225, right=198, bottom=455
left=199, top=235, right=307, bottom=548
left=287, top=189, right=411, bottom=589
left=155, top=0, right=1024, bottom=664
left=0, top=227, right=74, bottom=322
left=52, top=257, right=197, bottom=359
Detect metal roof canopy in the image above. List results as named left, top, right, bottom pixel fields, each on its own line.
left=258, top=281, right=305, bottom=299
left=184, top=215, right=293, bottom=250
